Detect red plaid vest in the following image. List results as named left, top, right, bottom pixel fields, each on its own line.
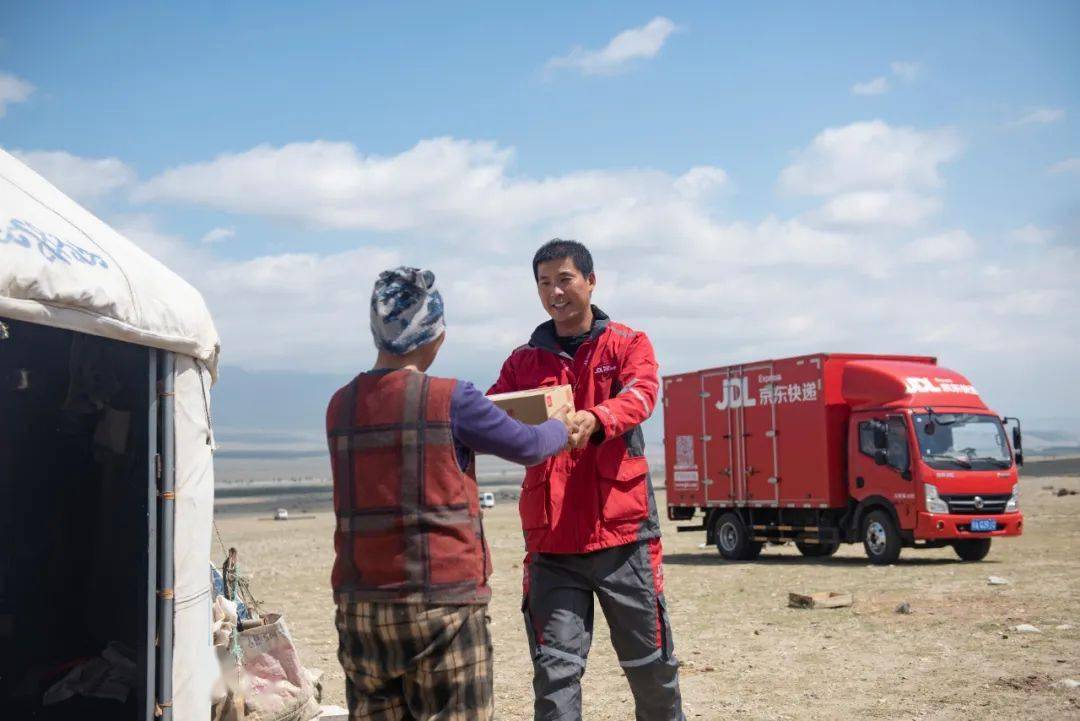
left=327, top=369, right=491, bottom=605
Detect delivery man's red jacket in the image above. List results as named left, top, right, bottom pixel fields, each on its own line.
left=488, top=307, right=661, bottom=554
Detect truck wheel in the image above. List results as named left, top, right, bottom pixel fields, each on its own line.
left=744, top=540, right=764, bottom=560
left=714, top=512, right=762, bottom=561
left=953, top=538, right=992, bottom=561
left=862, top=510, right=902, bottom=565
left=796, top=541, right=839, bottom=557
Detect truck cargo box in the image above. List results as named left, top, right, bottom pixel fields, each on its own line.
left=663, top=353, right=935, bottom=511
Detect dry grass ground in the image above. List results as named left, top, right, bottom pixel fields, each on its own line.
left=215, top=473, right=1079, bottom=720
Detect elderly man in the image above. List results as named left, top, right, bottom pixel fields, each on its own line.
left=327, top=267, right=570, bottom=721
left=489, top=240, right=685, bottom=721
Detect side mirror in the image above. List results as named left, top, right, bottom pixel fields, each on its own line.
left=1004, top=417, right=1023, bottom=467
left=873, top=449, right=888, bottom=466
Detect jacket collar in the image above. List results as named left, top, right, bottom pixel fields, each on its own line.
left=528, top=305, right=610, bottom=358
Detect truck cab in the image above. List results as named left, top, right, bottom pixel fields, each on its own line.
left=843, top=363, right=1023, bottom=563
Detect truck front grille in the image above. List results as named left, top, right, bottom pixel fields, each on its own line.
left=940, top=494, right=1010, bottom=515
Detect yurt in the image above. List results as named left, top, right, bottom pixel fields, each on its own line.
left=0, top=147, right=220, bottom=720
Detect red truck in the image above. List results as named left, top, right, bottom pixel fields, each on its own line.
left=662, top=353, right=1024, bottom=564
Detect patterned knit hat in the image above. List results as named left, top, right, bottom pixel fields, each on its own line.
left=370, top=266, right=446, bottom=355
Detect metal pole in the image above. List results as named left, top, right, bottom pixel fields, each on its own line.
left=156, top=351, right=175, bottom=721
left=140, top=348, right=158, bottom=721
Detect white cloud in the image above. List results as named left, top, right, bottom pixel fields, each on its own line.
left=988, top=288, right=1070, bottom=318
left=132, top=138, right=863, bottom=280
left=902, top=229, right=977, bottom=263
left=851, top=60, right=921, bottom=96
left=0, top=71, right=34, bottom=117
left=1008, top=107, right=1065, bottom=127
left=851, top=76, right=889, bottom=96
left=1011, top=224, right=1054, bottom=245
left=137, top=124, right=960, bottom=243
left=890, top=61, right=920, bottom=82
left=779, top=120, right=959, bottom=233
left=12, top=149, right=137, bottom=204
left=134, top=138, right=700, bottom=244
left=814, top=190, right=942, bottom=229
left=779, top=120, right=961, bottom=196
left=1048, top=156, right=1080, bottom=174
left=545, top=17, right=677, bottom=76
left=673, top=165, right=728, bottom=200
left=200, top=227, right=236, bottom=244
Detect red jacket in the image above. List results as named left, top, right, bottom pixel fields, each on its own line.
left=488, top=307, right=661, bottom=553
left=328, top=369, right=491, bottom=605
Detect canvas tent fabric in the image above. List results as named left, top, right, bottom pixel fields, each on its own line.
left=173, top=355, right=218, bottom=721
left=0, top=147, right=220, bottom=378
left=1, top=148, right=219, bottom=719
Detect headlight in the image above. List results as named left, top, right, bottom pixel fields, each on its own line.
left=1006, top=483, right=1019, bottom=512
left=924, top=483, right=949, bottom=514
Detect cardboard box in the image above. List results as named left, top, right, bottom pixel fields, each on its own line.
left=487, top=385, right=575, bottom=425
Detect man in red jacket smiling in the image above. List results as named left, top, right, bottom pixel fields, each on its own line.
left=489, top=239, right=684, bottom=721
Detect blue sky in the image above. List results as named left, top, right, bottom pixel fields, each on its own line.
left=1, top=2, right=1078, bottom=429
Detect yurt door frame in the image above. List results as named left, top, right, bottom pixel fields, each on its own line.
left=143, top=350, right=177, bottom=721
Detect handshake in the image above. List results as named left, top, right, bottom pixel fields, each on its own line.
left=551, top=405, right=597, bottom=450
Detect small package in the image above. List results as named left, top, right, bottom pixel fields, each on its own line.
left=487, top=385, right=575, bottom=425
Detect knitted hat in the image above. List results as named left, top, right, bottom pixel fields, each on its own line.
left=370, top=266, right=446, bottom=355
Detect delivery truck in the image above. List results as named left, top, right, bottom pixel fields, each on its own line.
left=662, top=353, right=1024, bottom=564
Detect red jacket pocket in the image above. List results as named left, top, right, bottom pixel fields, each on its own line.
left=598, top=454, right=649, bottom=522
left=518, top=466, right=550, bottom=530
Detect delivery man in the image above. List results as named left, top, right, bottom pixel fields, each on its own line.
left=327, top=266, right=571, bottom=721
left=488, top=240, right=685, bottom=721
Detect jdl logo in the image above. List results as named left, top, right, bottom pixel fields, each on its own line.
left=904, top=376, right=978, bottom=395
left=715, top=377, right=756, bottom=410
left=904, top=377, right=941, bottom=394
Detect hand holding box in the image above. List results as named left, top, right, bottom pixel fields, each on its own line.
left=486, top=385, right=575, bottom=425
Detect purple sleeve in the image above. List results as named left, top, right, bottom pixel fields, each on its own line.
left=451, top=381, right=567, bottom=467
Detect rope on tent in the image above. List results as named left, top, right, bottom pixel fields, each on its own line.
left=197, top=359, right=216, bottom=449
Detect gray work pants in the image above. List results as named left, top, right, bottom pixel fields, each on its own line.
left=522, top=538, right=685, bottom=721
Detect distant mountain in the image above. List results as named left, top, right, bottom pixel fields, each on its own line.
left=209, top=366, right=346, bottom=481
left=209, top=362, right=345, bottom=436
left=1023, top=417, right=1080, bottom=455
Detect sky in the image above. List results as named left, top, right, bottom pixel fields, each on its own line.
left=2, top=1, right=1078, bottom=438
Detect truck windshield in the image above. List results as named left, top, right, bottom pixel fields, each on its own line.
left=912, top=414, right=1011, bottom=470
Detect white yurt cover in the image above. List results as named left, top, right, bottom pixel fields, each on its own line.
left=0, top=147, right=220, bottom=376
left=1, top=147, right=219, bottom=719
left=173, top=356, right=217, bottom=721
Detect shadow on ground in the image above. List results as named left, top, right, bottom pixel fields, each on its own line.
left=662, top=552, right=998, bottom=567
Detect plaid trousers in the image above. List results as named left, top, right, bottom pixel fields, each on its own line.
left=335, top=602, right=494, bottom=721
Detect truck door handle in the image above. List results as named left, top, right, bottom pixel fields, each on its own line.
left=746, top=466, right=758, bottom=476
left=856, top=476, right=865, bottom=489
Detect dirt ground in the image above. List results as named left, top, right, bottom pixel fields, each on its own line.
left=215, top=473, right=1080, bottom=720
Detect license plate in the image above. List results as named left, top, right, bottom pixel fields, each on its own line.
left=970, top=518, right=997, bottom=532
